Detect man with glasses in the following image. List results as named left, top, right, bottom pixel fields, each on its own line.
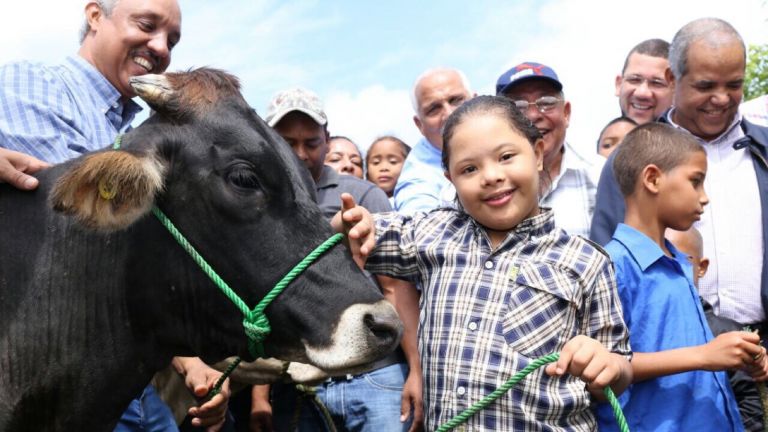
left=615, top=39, right=673, bottom=125
left=591, top=39, right=672, bottom=244
left=496, top=62, right=602, bottom=238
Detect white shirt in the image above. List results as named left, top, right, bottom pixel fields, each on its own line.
left=741, top=95, right=768, bottom=127
left=540, top=142, right=603, bottom=238
left=669, top=111, right=765, bottom=323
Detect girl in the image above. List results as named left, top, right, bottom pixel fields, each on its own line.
left=366, top=136, right=411, bottom=199
left=338, top=95, right=632, bottom=431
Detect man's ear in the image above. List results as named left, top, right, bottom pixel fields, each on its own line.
left=50, top=150, right=165, bottom=231
left=534, top=139, right=545, bottom=171
left=83, top=2, right=105, bottom=35
left=665, top=67, right=676, bottom=90
left=413, top=115, right=424, bottom=135
left=698, top=257, right=710, bottom=278
left=615, top=74, right=623, bottom=97
left=641, top=164, right=663, bottom=194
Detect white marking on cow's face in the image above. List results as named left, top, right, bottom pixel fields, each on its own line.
left=303, top=300, right=402, bottom=372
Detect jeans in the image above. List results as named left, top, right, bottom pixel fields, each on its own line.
left=272, top=363, right=411, bottom=432
left=114, top=385, right=179, bottom=432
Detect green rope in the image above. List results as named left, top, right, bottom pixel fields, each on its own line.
left=436, top=352, right=629, bottom=432
left=110, top=134, right=344, bottom=395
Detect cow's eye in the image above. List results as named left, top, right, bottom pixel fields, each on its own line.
left=228, top=169, right=260, bottom=190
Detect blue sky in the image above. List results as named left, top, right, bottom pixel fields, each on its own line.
left=3, top=0, right=767, bottom=158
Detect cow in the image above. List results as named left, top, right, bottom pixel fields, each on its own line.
left=0, top=68, right=402, bottom=431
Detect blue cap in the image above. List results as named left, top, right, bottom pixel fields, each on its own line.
left=495, top=62, right=563, bottom=95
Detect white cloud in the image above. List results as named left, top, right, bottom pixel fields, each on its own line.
left=324, top=85, right=421, bottom=156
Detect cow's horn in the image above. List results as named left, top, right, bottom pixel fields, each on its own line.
left=130, top=74, right=174, bottom=106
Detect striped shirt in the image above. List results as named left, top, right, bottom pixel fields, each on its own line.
left=0, top=55, right=142, bottom=163
left=366, top=209, right=630, bottom=431
left=541, top=142, right=603, bottom=238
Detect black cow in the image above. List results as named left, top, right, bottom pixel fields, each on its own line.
left=0, top=69, right=402, bottom=431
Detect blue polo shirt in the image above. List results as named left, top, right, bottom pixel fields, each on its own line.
left=596, top=223, right=743, bottom=432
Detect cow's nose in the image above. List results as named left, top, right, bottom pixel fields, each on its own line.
left=363, top=308, right=402, bottom=348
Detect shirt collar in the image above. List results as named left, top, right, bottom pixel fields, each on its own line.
left=470, top=208, right=555, bottom=242
left=612, top=223, right=686, bottom=271
left=316, top=165, right=339, bottom=189
left=65, top=55, right=143, bottom=130
left=665, top=108, right=743, bottom=145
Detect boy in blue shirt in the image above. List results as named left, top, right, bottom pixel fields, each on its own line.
left=595, top=123, right=768, bottom=431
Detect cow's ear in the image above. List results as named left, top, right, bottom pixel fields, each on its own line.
left=50, top=150, right=165, bottom=231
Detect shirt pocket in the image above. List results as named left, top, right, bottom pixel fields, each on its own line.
left=501, top=261, right=580, bottom=358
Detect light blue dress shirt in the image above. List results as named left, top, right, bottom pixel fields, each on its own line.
left=393, top=137, right=452, bottom=215
left=0, top=55, right=142, bottom=163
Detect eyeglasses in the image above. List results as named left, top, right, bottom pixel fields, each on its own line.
left=622, top=74, right=669, bottom=90
left=512, top=96, right=563, bottom=114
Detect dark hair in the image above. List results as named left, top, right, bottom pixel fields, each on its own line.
left=621, top=39, right=670, bottom=74
left=596, top=116, right=638, bottom=152
left=441, top=95, right=541, bottom=171
left=328, top=135, right=361, bottom=155
left=613, top=123, right=704, bottom=196
left=366, top=135, right=411, bottom=167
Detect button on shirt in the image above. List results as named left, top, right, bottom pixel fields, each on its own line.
left=666, top=111, right=764, bottom=324
left=0, top=55, right=142, bottom=163
left=540, top=143, right=603, bottom=238
left=366, top=209, right=630, bottom=431
left=596, top=224, right=743, bottom=432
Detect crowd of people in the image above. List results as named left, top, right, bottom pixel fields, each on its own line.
left=2, top=1, right=768, bottom=431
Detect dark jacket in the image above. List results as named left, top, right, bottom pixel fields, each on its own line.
left=589, top=116, right=768, bottom=319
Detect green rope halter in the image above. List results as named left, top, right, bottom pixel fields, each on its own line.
left=111, top=135, right=343, bottom=359
left=436, top=352, right=629, bottom=432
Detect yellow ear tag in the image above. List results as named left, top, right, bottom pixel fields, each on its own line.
left=98, top=178, right=118, bottom=200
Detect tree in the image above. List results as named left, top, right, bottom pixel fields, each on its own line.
left=745, top=43, right=768, bottom=101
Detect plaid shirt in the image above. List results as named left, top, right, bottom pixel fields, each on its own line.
left=541, top=143, right=603, bottom=238
left=366, top=209, right=630, bottom=431
left=0, top=55, right=142, bottom=163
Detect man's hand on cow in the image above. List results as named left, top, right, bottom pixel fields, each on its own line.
left=172, top=356, right=231, bottom=431
left=0, top=148, right=50, bottom=190
left=331, top=192, right=375, bottom=268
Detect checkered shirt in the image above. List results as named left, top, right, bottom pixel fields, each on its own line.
left=366, top=209, right=630, bottom=431
left=0, top=55, right=142, bottom=163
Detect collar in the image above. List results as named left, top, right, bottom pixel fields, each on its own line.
left=470, top=208, right=556, bottom=242
left=612, top=223, right=683, bottom=271
left=316, top=165, right=339, bottom=189
left=65, top=55, right=143, bottom=128
left=664, top=108, right=742, bottom=145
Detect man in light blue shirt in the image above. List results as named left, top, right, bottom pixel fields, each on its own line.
left=393, top=68, right=474, bottom=215
left=0, top=1, right=231, bottom=430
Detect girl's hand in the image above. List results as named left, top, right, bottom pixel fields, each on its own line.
left=545, top=335, right=631, bottom=398
left=330, top=193, right=375, bottom=268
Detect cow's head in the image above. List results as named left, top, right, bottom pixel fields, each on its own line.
left=49, top=68, right=401, bottom=373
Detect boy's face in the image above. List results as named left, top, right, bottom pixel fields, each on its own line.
left=445, top=114, right=543, bottom=246
left=656, top=151, right=709, bottom=231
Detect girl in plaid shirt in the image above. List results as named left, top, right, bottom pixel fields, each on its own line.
left=338, top=95, right=632, bottom=431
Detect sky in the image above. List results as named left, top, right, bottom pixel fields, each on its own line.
left=3, top=0, right=767, bottom=159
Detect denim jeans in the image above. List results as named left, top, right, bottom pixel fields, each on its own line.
left=272, top=363, right=411, bottom=432
left=114, top=385, right=179, bottom=432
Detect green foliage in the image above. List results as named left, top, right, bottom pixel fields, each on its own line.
left=745, top=44, right=768, bottom=101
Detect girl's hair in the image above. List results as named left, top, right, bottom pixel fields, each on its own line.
left=366, top=135, right=411, bottom=166
left=441, top=95, right=541, bottom=171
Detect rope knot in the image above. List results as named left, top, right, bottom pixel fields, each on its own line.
left=243, top=315, right=270, bottom=342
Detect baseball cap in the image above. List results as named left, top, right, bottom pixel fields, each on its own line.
left=265, top=87, right=327, bottom=127
left=495, top=62, right=563, bottom=95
